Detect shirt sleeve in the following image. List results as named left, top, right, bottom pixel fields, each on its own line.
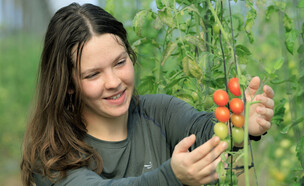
left=34, top=159, right=183, bottom=186
left=141, top=94, right=215, bottom=151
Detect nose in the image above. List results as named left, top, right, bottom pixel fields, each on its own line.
left=104, top=70, right=122, bottom=90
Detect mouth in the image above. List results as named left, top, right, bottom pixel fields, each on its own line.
left=105, top=89, right=126, bottom=100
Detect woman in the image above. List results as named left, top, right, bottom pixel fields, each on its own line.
left=20, top=3, right=274, bottom=186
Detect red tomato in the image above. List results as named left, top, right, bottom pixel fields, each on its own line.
left=215, top=107, right=230, bottom=122
left=231, top=114, right=244, bottom=128
left=228, top=78, right=241, bottom=96
left=230, top=98, right=244, bottom=114
left=213, top=90, right=229, bottom=106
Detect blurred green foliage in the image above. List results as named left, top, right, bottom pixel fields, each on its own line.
left=0, top=33, right=42, bottom=183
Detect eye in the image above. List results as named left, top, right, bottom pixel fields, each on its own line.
left=116, top=59, right=126, bottom=66
left=85, top=72, right=99, bottom=79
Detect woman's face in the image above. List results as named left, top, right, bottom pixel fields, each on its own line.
left=78, top=34, right=134, bottom=120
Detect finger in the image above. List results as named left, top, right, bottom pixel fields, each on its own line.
left=256, top=107, right=274, bottom=121
left=174, top=134, right=196, bottom=153
left=198, top=155, right=222, bottom=178
left=189, top=136, right=221, bottom=163
left=194, top=141, right=227, bottom=169
left=256, top=117, right=271, bottom=130
left=263, top=85, right=275, bottom=99
left=198, top=171, right=218, bottom=185
left=256, top=95, right=275, bottom=109
left=245, top=77, right=260, bottom=99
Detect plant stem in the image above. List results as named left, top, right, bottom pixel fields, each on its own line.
left=173, top=0, right=185, bottom=48
left=207, top=0, right=229, bottom=42
left=243, top=101, right=250, bottom=186
left=243, top=100, right=260, bottom=186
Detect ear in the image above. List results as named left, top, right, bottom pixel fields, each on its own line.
left=68, top=89, right=74, bottom=95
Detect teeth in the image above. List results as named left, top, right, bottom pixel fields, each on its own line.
left=109, top=93, right=122, bottom=100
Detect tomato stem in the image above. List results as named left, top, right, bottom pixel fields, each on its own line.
left=244, top=101, right=250, bottom=186
left=207, top=0, right=229, bottom=42
left=243, top=100, right=260, bottom=186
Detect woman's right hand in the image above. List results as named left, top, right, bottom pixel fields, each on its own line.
left=171, top=135, right=227, bottom=186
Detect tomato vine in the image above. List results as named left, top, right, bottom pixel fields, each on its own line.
left=132, top=0, right=304, bottom=184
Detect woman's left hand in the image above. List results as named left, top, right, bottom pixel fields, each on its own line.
left=245, top=76, right=275, bottom=136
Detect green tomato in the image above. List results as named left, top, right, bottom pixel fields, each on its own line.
left=204, top=96, right=214, bottom=110
left=223, top=138, right=232, bottom=151
left=232, top=127, right=244, bottom=144
left=213, top=23, right=220, bottom=34
left=214, top=122, right=228, bottom=140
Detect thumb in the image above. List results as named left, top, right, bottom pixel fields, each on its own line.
left=174, top=134, right=196, bottom=153
left=245, top=76, right=260, bottom=99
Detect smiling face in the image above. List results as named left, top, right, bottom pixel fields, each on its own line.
left=78, top=34, right=134, bottom=121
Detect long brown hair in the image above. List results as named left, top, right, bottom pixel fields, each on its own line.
left=20, top=3, right=136, bottom=185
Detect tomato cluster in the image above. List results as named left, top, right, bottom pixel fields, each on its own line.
left=212, top=77, right=245, bottom=147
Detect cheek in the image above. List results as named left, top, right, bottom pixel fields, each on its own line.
left=124, top=64, right=135, bottom=86
left=81, top=80, right=103, bottom=100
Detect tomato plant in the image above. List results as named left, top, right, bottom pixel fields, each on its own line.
left=231, top=114, right=244, bottom=128
left=232, top=127, right=244, bottom=145
left=230, top=98, right=244, bottom=114
left=228, top=78, right=241, bottom=96
left=213, top=90, right=229, bottom=106
left=214, top=122, right=228, bottom=140
left=132, top=0, right=304, bottom=185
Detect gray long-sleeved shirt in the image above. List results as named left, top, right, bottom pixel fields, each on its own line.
left=34, top=94, right=215, bottom=185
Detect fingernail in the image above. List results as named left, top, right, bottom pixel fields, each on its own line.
left=213, top=136, right=220, bottom=142
left=222, top=141, right=228, bottom=148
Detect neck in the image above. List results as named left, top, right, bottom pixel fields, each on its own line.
left=84, top=112, right=128, bottom=142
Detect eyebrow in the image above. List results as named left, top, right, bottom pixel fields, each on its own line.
left=81, top=51, right=128, bottom=77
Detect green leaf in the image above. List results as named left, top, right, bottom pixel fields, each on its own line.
left=137, top=75, right=157, bottom=94
left=283, top=13, right=293, bottom=32
left=158, top=8, right=175, bottom=28
left=133, top=9, right=151, bottom=37
left=281, top=116, right=304, bottom=134
left=298, top=44, right=304, bottom=54
left=132, top=38, right=147, bottom=51
left=216, top=156, right=226, bottom=183
left=161, top=41, right=178, bottom=65
left=273, top=58, right=284, bottom=70
left=182, top=56, right=190, bottom=76
left=188, top=58, right=203, bottom=80
left=236, top=45, right=252, bottom=57
left=265, top=5, right=278, bottom=20
left=183, top=35, right=206, bottom=52
left=272, top=98, right=286, bottom=126
left=156, top=0, right=164, bottom=9
left=285, top=30, right=298, bottom=55
left=153, top=16, right=164, bottom=30
left=298, top=0, right=304, bottom=8
left=296, top=137, right=304, bottom=169
left=246, top=30, right=254, bottom=43
left=264, top=66, right=272, bottom=75
left=183, top=4, right=201, bottom=16
left=245, top=8, right=257, bottom=32
left=238, top=74, right=247, bottom=86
